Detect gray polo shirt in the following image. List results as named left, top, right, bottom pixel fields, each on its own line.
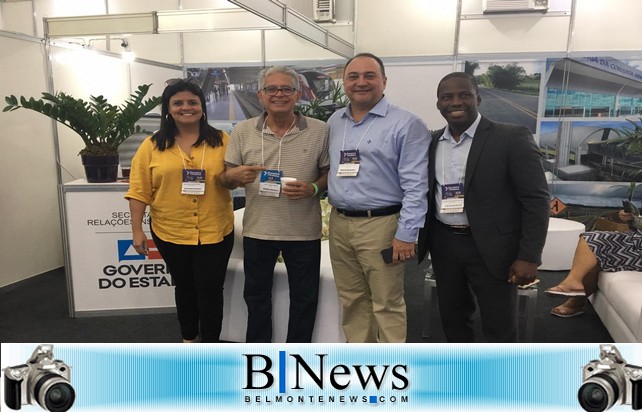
left=226, top=112, right=329, bottom=241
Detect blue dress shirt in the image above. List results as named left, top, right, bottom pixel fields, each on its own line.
left=434, top=113, right=482, bottom=226
left=327, top=96, right=430, bottom=242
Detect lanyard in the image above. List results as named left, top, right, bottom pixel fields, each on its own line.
left=341, top=115, right=377, bottom=151
left=177, top=141, right=206, bottom=171
left=261, top=115, right=296, bottom=170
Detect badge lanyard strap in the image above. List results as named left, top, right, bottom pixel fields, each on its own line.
left=341, top=116, right=377, bottom=151
left=440, top=138, right=466, bottom=187
left=261, top=115, right=296, bottom=171
left=177, top=142, right=206, bottom=171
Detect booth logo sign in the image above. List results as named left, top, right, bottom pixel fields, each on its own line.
left=99, top=240, right=172, bottom=289
left=242, top=351, right=410, bottom=405
left=117, top=240, right=162, bottom=261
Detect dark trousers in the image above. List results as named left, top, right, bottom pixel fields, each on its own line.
left=428, top=219, right=518, bottom=342
left=243, top=237, right=320, bottom=343
left=152, top=230, right=234, bottom=342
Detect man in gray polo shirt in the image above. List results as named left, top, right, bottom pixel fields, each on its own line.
left=219, top=66, right=329, bottom=343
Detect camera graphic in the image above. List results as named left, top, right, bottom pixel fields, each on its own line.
left=3, top=345, right=75, bottom=412
left=578, top=344, right=642, bottom=412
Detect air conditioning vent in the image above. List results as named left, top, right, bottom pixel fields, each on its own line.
left=313, top=0, right=335, bottom=22
left=483, top=0, right=548, bottom=13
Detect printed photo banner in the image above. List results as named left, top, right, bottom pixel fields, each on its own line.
left=1, top=343, right=641, bottom=412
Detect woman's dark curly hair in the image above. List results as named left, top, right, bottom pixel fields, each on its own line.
left=152, top=79, right=223, bottom=151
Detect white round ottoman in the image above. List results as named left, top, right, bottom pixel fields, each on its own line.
left=540, top=217, right=586, bottom=270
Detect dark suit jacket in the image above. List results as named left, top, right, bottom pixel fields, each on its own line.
left=417, top=116, right=550, bottom=280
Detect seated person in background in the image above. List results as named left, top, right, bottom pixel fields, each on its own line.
left=545, top=208, right=642, bottom=317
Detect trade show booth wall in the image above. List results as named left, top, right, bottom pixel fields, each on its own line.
left=1, top=0, right=641, bottom=303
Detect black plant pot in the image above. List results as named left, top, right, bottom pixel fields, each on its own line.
left=81, top=154, right=119, bottom=183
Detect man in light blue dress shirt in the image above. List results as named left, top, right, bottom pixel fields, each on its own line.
left=327, top=53, right=430, bottom=343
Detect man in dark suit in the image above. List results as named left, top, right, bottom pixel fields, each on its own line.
left=417, top=72, right=550, bottom=342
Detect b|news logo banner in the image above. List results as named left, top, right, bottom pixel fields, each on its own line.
left=1, top=343, right=640, bottom=412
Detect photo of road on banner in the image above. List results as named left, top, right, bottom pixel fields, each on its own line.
left=466, top=56, right=642, bottom=229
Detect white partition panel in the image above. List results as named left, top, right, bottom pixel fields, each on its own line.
left=123, top=33, right=182, bottom=66
left=0, top=35, right=63, bottom=287
left=265, top=29, right=344, bottom=62
left=183, top=31, right=264, bottom=64
left=0, top=2, right=35, bottom=35
left=51, top=45, right=131, bottom=182
left=356, top=0, right=457, bottom=57
left=572, top=0, right=642, bottom=52
left=323, top=23, right=354, bottom=44
left=107, top=0, right=179, bottom=13
left=459, top=16, right=570, bottom=54
left=384, top=62, right=454, bottom=129
left=182, top=0, right=236, bottom=9
left=33, top=0, right=106, bottom=38
left=129, top=63, right=182, bottom=115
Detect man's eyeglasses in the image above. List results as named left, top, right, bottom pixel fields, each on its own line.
left=262, top=86, right=297, bottom=96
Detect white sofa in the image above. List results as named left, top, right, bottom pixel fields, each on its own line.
left=589, top=270, right=642, bottom=342
left=219, top=208, right=346, bottom=343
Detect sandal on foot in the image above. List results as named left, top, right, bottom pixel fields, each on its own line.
left=545, top=285, right=586, bottom=297
left=550, top=301, right=586, bottom=318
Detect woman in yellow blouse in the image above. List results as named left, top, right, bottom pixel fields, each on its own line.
left=126, top=79, right=234, bottom=343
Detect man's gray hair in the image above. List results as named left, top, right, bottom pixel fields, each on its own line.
left=258, top=66, right=300, bottom=91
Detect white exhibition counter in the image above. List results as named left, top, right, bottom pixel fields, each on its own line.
left=62, top=180, right=345, bottom=343
left=62, top=179, right=175, bottom=317
left=220, top=208, right=345, bottom=343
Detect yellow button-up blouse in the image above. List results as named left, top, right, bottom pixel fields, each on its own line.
left=125, top=134, right=234, bottom=245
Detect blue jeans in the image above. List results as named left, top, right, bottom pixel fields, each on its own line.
left=243, top=237, right=320, bottom=342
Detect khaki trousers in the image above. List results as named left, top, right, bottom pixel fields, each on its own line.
left=329, top=208, right=407, bottom=343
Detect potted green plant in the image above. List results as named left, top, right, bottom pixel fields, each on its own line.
left=4, top=84, right=161, bottom=183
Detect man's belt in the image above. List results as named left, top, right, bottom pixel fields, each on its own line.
left=336, top=204, right=402, bottom=218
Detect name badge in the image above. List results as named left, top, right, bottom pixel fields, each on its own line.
left=337, top=150, right=360, bottom=177
left=440, top=183, right=464, bottom=214
left=259, top=169, right=282, bottom=197
left=182, top=169, right=206, bottom=195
